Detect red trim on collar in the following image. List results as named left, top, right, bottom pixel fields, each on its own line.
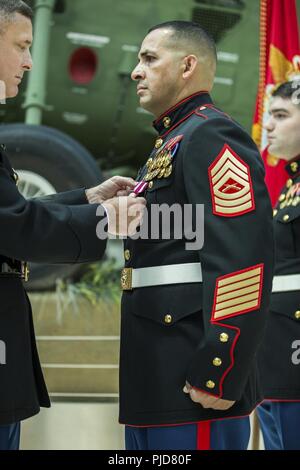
left=154, top=90, right=209, bottom=125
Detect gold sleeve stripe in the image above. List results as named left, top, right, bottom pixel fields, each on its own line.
left=218, top=267, right=262, bottom=287
left=213, top=300, right=260, bottom=319
left=216, top=275, right=261, bottom=295
left=212, top=265, right=263, bottom=321
left=215, top=291, right=259, bottom=311
left=216, top=282, right=260, bottom=303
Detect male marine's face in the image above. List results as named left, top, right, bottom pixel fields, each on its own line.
left=265, top=95, right=300, bottom=160
left=0, top=12, right=32, bottom=98
left=131, top=28, right=184, bottom=117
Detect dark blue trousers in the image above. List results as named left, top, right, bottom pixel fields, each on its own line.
left=125, top=417, right=250, bottom=450
left=257, top=401, right=300, bottom=450
left=0, top=423, right=20, bottom=450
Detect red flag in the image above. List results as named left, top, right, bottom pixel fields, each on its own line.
left=252, top=0, right=300, bottom=207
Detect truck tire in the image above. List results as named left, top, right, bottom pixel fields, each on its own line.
left=0, top=123, right=103, bottom=291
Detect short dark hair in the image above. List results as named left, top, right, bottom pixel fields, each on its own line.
left=148, top=20, right=217, bottom=62
left=272, top=80, right=300, bottom=103
left=0, top=0, right=33, bottom=33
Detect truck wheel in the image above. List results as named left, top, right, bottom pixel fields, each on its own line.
left=0, top=124, right=103, bottom=291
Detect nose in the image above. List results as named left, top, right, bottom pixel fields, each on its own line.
left=22, top=50, right=33, bottom=71
left=264, top=115, right=275, bottom=132
left=131, top=63, right=145, bottom=81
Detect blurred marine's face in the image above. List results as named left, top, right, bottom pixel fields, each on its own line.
left=265, top=96, right=300, bottom=160
left=0, top=12, right=33, bottom=99
left=131, top=28, right=184, bottom=117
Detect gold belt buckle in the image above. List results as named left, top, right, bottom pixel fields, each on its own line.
left=22, top=262, right=30, bottom=282
left=121, top=267, right=132, bottom=291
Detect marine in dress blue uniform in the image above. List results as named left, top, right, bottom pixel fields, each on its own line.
left=0, top=143, right=109, bottom=450
left=119, top=21, right=274, bottom=450
left=257, top=81, right=300, bottom=450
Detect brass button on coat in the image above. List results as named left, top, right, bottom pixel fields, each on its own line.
left=279, top=194, right=286, bottom=202
left=220, top=332, right=229, bottom=343
left=291, top=162, right=298, bottom=172
left=163, top=116, right=171, bottom=128
left=213, top=357, right=222, bottom=367
left=124, top=250, right=131, bottom=261
left=206, top=380, right=215, bottom=389
left=295, top=311, right=300, bottom=320
left=155, top=138, right=163, bottom=149
left=283, top=214, right=290, bottom=222
left=164, top=314, right=172, bottom=324
left=273, top=209, right=278, bottom=217
left=286, top=179, right=293, bottom=188
left=148, top=181, right=154, bottom=189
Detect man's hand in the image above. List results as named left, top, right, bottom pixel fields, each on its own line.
left=183, top=382, right=235, bottom=410
left=102, top=194, right=146, bottom=236
left=86, top=176, right=136, bottom=204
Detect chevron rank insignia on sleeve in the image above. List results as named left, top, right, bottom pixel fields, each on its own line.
left=212, top=264, right=264, bottom=321
left=208, top=144, right=255, bottom=217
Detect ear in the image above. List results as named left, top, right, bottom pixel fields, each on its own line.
left=182, top=55, right=198, bottom=79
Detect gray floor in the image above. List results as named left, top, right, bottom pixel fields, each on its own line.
left=21, top=402, right=125, bottom=450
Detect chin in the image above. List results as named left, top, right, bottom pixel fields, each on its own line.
left=268, top=145, right=281, bottom=157
left=6, top=86, right=19, bottom=99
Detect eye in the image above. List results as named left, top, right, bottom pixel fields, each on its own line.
left=145, top=55, right=155, bottom=64
left=275, top=113, right=287, bottom=120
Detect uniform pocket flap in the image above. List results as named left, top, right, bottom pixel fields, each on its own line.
left=270, top=291, right=300, bottom=321
left=131, top=283, right=203, bottom=325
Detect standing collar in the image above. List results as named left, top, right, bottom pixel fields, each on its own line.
left=285, top=155, right=300, bottom=179
left=153, top=91, right=213, bottom=135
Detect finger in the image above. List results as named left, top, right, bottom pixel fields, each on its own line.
left=189, top=389, right=219, bottom=408
left=183, top=381, right=192, bottom=393
left=211, top=400, right=235, bottom=411
left=113, top=176, right=136, bottom=188
left=134, top=197, right=146, bottom=205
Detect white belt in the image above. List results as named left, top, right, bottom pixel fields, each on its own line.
left=121, top=262, right=202, bottom=290
left=272, top=274, right=300, bottom=293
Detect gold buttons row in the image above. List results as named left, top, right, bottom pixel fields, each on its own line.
left=163, top=116, right=171, bottom=128
left=219, top=332, right=229, bottom=342
left=213, top=357, right=222, bottom=367
left=290, top=162, right=298, bottom=173
left=295, top=310, right=300, bottom=320
left=206, top=380, right=215, bottom=389
left=204, top=333, right=229, bottom=389
left=155, top=138, right=164, bottom=149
